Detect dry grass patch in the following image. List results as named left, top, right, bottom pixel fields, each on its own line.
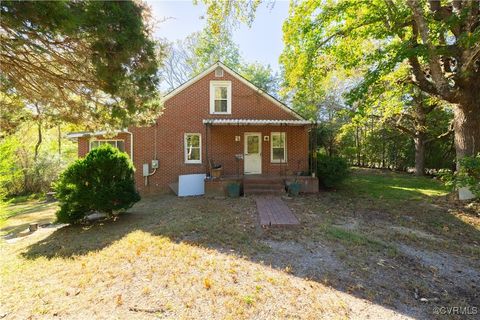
left=1, top=227, right=351, bottom=319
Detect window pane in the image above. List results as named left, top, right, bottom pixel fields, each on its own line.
left=215, top=100, right=227, bottom=112
left=187, top=134, right=200, bottom=147
left=215, top=86, right=227, bottom=99
left=272, top=133, right=285, bottom=148
left=247, top=136, right=259, bottom=154
left=220, top=87, right=227, bottom=99
left=273, top=148, right=285, bottom=161
left=188, top=148, right=200, bottom=161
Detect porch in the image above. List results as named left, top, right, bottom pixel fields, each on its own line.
left=203, top=118, right=318, bottom=182
left=204, top=174, right=319, bottom=197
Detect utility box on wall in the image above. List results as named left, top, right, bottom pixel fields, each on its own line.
left=151, top=159, right=159, bottom=169
left=142, top=164, right=149, bottom=177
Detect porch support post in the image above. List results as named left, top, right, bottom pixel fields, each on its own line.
left=205, top=123, right=210, bottom=176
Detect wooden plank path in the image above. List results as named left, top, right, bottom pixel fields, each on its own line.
left=255, top=196, right=299, bottom=227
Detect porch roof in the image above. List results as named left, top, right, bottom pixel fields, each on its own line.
left=202, top=119, right=315, bottom=126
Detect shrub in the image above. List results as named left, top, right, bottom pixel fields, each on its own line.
left=317, top=153, right=349, bottom=188
left=438, top=153, right=480, bottom=198
left=54, top=144, right=140, bottom=223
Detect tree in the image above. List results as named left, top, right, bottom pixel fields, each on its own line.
left=55, top=144, right=140, bottom=224
left=355, top=64, right=454, bottom=175
left=160, top=29, right=242, bottom=91
left=160, top=29, right=281, bottom=96
left=281, top=0, right=479, bottom=163
left=1, top=0, right=163, bottom=130
left=241, top=62, right=280, bottom=96
left=195, top=0, right=262, bottom=35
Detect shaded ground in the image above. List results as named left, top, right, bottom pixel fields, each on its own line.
left=1, top=168, right=479, bottom=319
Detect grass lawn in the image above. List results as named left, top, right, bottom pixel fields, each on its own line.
left=1, top=169, right=478, bottom=319
left=344, top=167, right=449, bottom=200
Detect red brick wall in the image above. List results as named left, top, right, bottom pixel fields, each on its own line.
left=78, top=68, right=311, bottom=194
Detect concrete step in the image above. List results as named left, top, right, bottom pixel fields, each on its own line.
left=243, top=183, right=284, bottom=190
left=244, top=188, right=286, bottom=196
left=243, top=178, right=285, bottom=184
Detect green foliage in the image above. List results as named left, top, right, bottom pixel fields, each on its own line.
left=1, top=0, right=163, bottom=129
left=279, top=0, right=479, bottom=162
left=0, top=137, right=21, bottom=199
left=317, top=154, right=349, bottom=188
left=195, top=0, right=261, bottom=35
left=55, top=145, right=140, bottom=224
left=193, top=30, right=242, bottom=73
left=240, top=63, right=280, bottom=96
left=439, top=154, right=480, bottom=198
left=0, top=124, right=76, bottom=200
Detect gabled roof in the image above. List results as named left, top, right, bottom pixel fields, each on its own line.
left=163, top=61, right=305, bottom=121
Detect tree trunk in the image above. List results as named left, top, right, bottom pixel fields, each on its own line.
left=454, top=102, right=480, bottom=200
left=453, top=103, right=480, bottom=161
left=414, top=134, right=426, bottom=176
left=34, top=121, right=42, bottom=162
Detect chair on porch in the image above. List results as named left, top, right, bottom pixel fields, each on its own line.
left=209, top=159, right=223, bottom=179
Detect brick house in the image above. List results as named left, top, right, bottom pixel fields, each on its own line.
left=68, top=62, right=318, bottom=196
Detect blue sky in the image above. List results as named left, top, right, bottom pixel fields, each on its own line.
left=147, top=0, right=290, bottom=72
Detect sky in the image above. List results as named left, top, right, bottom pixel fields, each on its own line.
left=147, top=0, right=290, bottom=72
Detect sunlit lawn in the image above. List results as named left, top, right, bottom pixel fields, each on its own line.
left=342, top=167, right=449, bottom=200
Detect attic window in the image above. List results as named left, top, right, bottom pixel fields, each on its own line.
left=215, top=67, right=224, bottom=77
left=210, top=81, right=232, bottom=114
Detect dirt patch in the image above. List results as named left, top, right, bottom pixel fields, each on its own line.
left=397, top=243, right=480, bottom=296
left=259, top=240, right=346, bottom=278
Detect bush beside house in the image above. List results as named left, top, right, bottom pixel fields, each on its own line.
left=317, top=153, right=349, bottom=188
left=55, top=145, right=140, bottom=224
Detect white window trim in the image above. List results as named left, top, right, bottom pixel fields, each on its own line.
left=270, top=132, right=287, bottom=163
left=209, top=80, right=232, bottom=114
left=89, top=139, right=125, bottom=152
left=184, top=133, right=202, bottom=164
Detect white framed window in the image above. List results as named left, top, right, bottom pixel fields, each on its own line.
left=210, top=81, right=232, bottom=114
left=89, top=139, right=125, bottom=152
left=184, top=133, right=202, bottom=164
left=271, top=132, right=287, bottom=163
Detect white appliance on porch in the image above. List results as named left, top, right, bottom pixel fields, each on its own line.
left=244, top=132, right=262, bottom=174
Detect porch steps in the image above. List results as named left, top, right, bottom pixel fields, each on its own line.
left=243, top=178, right=286, bottom=196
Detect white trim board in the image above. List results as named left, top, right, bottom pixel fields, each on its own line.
left=163, top=61, right=305, bottom=121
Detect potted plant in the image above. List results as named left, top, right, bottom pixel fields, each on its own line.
left=287, top=178, right=301, bottom=196
left=227, top=182, right=241, bottom=197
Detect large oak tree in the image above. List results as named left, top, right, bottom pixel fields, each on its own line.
left=281, top=0, right=479, bottom=161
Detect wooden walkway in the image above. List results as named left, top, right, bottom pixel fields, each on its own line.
left=255, top=196, right=299, bottom=227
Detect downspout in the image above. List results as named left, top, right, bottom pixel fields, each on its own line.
left=125, top=129, right=134, bottom=162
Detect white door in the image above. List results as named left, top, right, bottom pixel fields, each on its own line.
left=244, top=133, right=262, bottom=174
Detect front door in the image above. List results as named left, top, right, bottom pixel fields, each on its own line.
left=244, top=133, right=262, bottom=174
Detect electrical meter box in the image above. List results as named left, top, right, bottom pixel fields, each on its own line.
left=151, top=159, right=159, bottom=169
